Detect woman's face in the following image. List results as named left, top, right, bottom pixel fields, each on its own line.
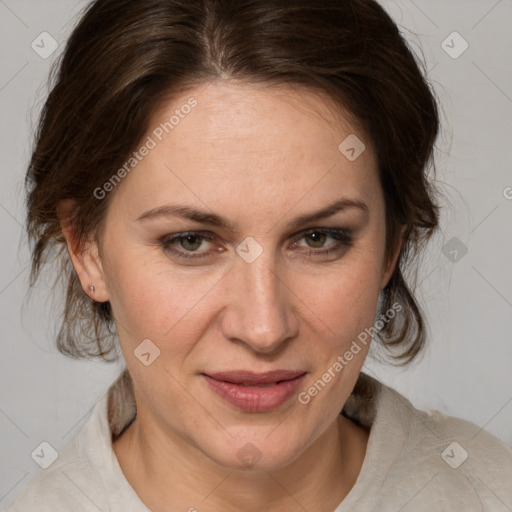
left=82, top=81, right=400, bottom=470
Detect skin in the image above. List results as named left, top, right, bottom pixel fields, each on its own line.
left=60, top=80, right=402, bottom=511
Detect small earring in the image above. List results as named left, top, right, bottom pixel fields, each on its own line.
left=88, top=285, right=95, bottom=293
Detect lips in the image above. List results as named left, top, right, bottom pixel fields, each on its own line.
left=202, top=370, right=306, bottom=412
left=206, top=370, right=305, bottom=386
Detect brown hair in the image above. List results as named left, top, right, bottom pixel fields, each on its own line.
left=26, top=0, right=441, bottom=366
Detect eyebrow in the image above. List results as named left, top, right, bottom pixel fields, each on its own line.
left=136, top=197, right=369, bottom=232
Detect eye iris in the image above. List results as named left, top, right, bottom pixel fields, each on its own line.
left=181, top=235, right=203, bottom=251
left=306, top=232, right=326, bottom=248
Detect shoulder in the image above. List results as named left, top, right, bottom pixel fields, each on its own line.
left=401, top=389, right=512, bottom=470
left=6, top=439, right=108, bottom=512
left=5, top=391, right=117, bottom=512
left=6, top=378, right=141, bottom=512
left=374, top=381, right=512, bottom=510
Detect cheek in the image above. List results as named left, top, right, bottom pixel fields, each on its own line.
left=101, top=243, right=157, bottom=338
left=104, top=248, right=222, bottom=353
left=294, top=253, right=384, bottom=341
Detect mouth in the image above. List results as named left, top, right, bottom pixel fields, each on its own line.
left=201, top=370, right=307, bottom=412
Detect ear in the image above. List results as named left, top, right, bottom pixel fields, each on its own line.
left=57, top=199, right=109, bottom=303
left=379, top=226, right=404, bottom=290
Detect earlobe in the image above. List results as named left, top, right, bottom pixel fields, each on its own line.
left=58, top=200, right=109, bottom=303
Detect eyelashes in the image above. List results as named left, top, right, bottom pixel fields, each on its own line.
left=161, top=232, right=216, bottom=260
left=159, top=228, right=354, bottom=261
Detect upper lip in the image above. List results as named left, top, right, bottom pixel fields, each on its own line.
left=204, top=370, right=306, bottom=385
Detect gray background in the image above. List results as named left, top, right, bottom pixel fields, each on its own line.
left=1, top=0, right=511, bottom=508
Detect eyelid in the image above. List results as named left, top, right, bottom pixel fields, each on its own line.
left=159, top=230, right=217, bottom=250
left=289, top=227, right=352, bottom=242
left=160, top=227, right=352, bottom=246
left=161, top=226, right=353, bottom=242
left=160, top=227, right=353, bottom=260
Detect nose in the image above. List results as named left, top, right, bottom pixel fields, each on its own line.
left=219, top=250, right=299, bottom=354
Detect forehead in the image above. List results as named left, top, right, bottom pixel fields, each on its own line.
left=110, top=81, right=379, bottom=222
left=161, top=80, right=369, bottom=159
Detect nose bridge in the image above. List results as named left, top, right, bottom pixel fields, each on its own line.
left=221, top=247, right=296, bottom=353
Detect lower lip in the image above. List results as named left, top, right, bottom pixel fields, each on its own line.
left=202, top=374, right=306, bottom=412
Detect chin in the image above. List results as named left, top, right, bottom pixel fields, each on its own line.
left=202, top=430, right=308, bottom=472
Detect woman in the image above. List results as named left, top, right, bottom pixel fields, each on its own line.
left=8, top=0, right=511, bottom=510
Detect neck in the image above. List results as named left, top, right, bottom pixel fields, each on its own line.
left=113, top=408, right=368, bottom=512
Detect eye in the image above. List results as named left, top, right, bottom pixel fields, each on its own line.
left=161, top=231, right=217, bottom=259
left=290, top=228, right=353, bottom=257
left=159, top=228, right=353, bottom=261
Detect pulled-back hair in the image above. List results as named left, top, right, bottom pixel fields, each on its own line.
left=26, top=0, right=441, bottom=366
